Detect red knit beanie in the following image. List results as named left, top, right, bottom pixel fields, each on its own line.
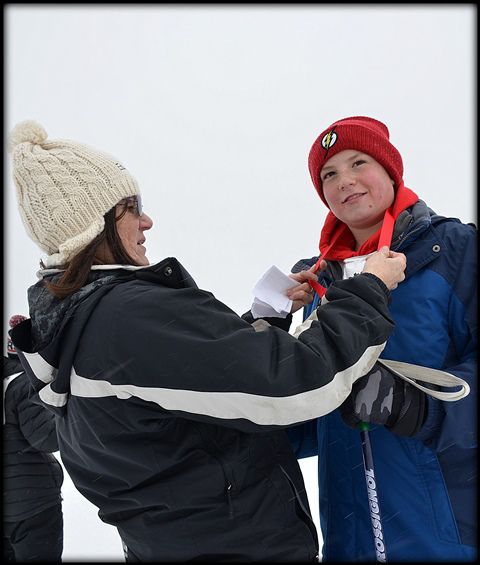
left=308, top=116, right=404, bottom=207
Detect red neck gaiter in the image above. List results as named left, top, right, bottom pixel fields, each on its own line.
left=319, top=182, right=419, bottom=261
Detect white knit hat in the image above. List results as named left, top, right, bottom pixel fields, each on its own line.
left=8, top=120, right=140, bottom=267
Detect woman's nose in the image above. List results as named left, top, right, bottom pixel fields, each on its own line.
left=140, top=212, right=154, bottom=230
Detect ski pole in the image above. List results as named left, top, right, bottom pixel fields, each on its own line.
left=359, top=422, right=387, bottom=562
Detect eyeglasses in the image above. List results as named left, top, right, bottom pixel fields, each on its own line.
left=117, top=195, right=143, bottom=217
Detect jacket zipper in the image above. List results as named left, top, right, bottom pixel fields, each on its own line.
left=195, top=426, right=235, bottom=519
left=226, top=482, right=234, bottom=519
left=214, top=459, right=235, bottom=519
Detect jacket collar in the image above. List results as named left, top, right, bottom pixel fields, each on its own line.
left=390, top=199, right=433, bottom=251
left=23, top=257, right=197, bottom=353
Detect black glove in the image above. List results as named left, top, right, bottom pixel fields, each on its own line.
left=340, top=362, right=427, bottom=437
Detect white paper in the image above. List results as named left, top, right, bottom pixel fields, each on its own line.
left=251, top=298, right=283, bottom=318
left=251, top=265, right=300, bottom=318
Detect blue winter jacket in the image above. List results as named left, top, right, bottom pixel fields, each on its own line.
left=288, top=201, right=477, bottom=562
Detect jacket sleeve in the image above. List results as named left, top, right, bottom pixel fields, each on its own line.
left=241, top=307, right=315, bottom=453
left=15, top=378, right=59, bottom=452
left=105, top=272, right=395, bottom=433
left=285, top=420, right=318, bottom=458
left=241, top=310, right=293, bottom=331
left=415, top=224, right=477, bottom=451
left=242, top=309, right=318, bottom=455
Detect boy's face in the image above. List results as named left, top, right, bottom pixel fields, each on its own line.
left=320, top=149, right=395, bottom=231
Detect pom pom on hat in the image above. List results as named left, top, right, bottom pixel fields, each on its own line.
left=9, top=120, right=141, bottom=267
left=7, top=314, right=27, bottom=356
left=9, top=315, right=27, bottom=329
left=8, top=120, right=48, bottom=152
left=308, top=116, right=404, bottom=207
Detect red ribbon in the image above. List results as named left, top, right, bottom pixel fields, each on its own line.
left=308, top=208, right=396, bottom=298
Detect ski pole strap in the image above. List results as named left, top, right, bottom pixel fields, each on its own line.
left=377, top=359, right=470, bottom=401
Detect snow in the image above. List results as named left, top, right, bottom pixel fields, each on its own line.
left=58, top=455, right=124, bottom=561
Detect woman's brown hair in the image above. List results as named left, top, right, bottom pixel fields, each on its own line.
left=43, top=203, right=139, bottom=300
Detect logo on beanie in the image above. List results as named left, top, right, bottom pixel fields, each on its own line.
left=321, top=129, right=337, bottom=152
left=114, top=162, right=126, bottom=171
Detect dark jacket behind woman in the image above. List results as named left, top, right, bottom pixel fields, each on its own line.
left=3, top=355, right=63, bottom=521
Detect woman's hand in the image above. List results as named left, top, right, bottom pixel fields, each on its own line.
left=363, top=246, right=407, bottom=290
left=287, top=260, right=326, bottom=313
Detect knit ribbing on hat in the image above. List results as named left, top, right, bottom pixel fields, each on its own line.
left=9, top=121, right=140, bottom=267
left=308, top=116, right=404, bottom=207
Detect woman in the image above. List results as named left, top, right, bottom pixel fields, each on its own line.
left=8, top=120, right=406, bottom=562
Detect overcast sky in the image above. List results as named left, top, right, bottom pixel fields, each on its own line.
left=5, top=4, right=475, bottom=561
